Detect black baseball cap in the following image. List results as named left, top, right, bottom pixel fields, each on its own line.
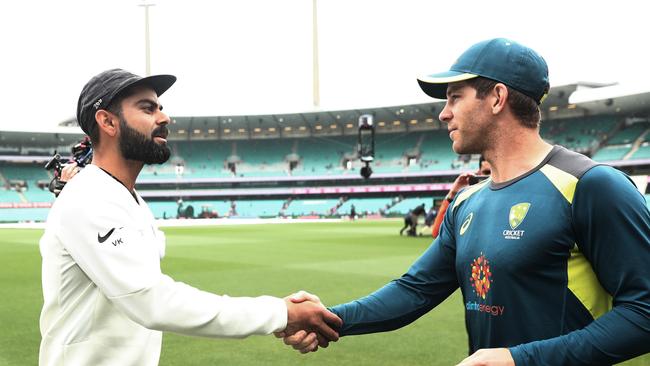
left=76, top=68, right=177, bottom=135
left=417, top=38, right=549, bottom=104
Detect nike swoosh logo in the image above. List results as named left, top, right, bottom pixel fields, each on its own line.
left=98, top=228, right=116, bottom=243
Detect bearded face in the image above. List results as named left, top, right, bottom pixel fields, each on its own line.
left=118, top=117, right=170, bottom=164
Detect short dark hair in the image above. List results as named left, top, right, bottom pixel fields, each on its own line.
left=465, top=77, right=541, bottom=129
left=86, top=86, right=139, bottom=146
left=84, top=117, right=101, bottom=146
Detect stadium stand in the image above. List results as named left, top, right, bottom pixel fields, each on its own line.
left=3, top=85, right=650, bottom=223
left=417, top=130, right=457, bottom=170
left=284, top=198, right=340, bottom=216
left=388, top=197, right=431, bottom=215
left=606, top=121, right=648, bottom=145
left=591, top=121, right=650, bottom=162
left=231, top=199, right=284, bottom=217
left=0, top=188, right=23, bottom=203
left=540, top=116, right=619, bottom=153
left=631, top=143, right=650, bottom=159
left=337, top=197, right=394, bottom=216
left=592, top=145, right=631, bottom=162
left=292, top=136, right=357, bottom=176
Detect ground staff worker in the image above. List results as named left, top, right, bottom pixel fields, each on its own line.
left=431, top=157, right=491, bottom=238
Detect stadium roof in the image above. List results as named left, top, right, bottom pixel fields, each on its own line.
left=2, top=83, right=649, bottom=148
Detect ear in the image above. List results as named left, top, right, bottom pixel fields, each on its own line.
left=95, top=110, right=118, bottom=138
left=491, top=83, right=509, bottom=115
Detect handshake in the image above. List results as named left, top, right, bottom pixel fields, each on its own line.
left=279, top=291, right=341, bottom=354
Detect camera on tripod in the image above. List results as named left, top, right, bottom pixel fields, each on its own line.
left=44, top=136, right=93, bottom=195
left=357, top=114, right=375, bottom=179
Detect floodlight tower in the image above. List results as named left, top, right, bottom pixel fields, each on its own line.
left=139, top=0, right=156, bottom=76
left=312, top=0, right=320, bottom=107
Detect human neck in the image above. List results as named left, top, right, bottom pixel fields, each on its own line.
left=483, top=129, right=553, bottom=184
left=91, top=146, right=143, bottom=191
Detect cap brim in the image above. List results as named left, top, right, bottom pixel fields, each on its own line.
left=130, top=74, right=177, bottom=97
left=417, top=71, right=478, bottom=99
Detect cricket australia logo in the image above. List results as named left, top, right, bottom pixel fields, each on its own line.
left=503, top=203, right=530, bottom=240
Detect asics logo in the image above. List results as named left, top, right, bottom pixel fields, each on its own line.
left=460, top=212, right=473, bottom=236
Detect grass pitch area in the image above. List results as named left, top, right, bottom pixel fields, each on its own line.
left=1, top=220, right=648, bottom=365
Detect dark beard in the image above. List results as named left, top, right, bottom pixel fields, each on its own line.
left=118, top=118, right=171, bottom=164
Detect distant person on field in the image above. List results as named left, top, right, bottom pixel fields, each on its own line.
left=431, top=156, right=491, bottom=238
left=38, top=69, right=341, bottom=366
left=399, top=203, right=426, bottom=236
left=424, top=206, right=437, bottom=227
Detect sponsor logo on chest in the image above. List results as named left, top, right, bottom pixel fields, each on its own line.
left=503, top=202, right=530, bottom=240
left=466, top=253, right=505, bottom=317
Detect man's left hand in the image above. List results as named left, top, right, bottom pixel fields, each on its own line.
left=456, top=348, right=514, bottom=366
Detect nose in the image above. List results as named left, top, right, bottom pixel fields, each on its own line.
left=439, top=101, right=452, bottom=124
left=156, top=110, right=170, bottom=126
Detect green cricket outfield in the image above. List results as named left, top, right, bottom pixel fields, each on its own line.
left=0, top=221, right=647, bottom=365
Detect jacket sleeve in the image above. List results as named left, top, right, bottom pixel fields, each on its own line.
left=330, top=202, right=459, bottom=335
left=510, top=166, right=650, bottom=365
left=432, top=199, right=450, bottom=238
left=57, top=199, right=287, bottom=338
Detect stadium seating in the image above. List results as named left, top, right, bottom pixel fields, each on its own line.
left=337, top=197, right=393, bottom=215
left=22, top=187, right=55, bottom=203
left=590, top=121, right=650, bottom=161
left=540, top=116, right=618, bottom=152
left=291, top=136, right=357, bottom=176
left=0, top=208, right=50, bottom=222
left=0, top=188, right=23, bottom=203
left=388, top=197, right=431, bottom=215
left=631, top=143, right=650, bottom=159
left=5, top=117, right=650, bottom=223
left=1, top=164, right=50, bottom=182
left=592, top=145, right=631, bottom=162
left=233, top=199, right=285, bottom=217
left=284, top=198, right=340, bottom=216
left=417, top=130, right=457, bottom=170
left=606, top=122, right=648, bottom=145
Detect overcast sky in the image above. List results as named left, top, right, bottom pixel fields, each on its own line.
left=1, top=0, right=649, bottom=132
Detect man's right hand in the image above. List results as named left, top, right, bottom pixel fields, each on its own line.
left=60, top=162, right=80, bottom=183
left=447, top=172, right=474, bottom=201
left=278, top=291, right=342, bottom=353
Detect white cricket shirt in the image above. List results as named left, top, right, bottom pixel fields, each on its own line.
left=39, top=165, right=287, bottom=366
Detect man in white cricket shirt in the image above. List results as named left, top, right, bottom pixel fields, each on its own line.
left=39, top=69, right=341, bottom=365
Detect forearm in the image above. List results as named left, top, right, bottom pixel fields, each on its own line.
left=110, top=274, right=287, bottom=338
left=330, top=240, right=458, bottom=336
left=330, top=280, right=440, bottom=335
left=510, top=305, right=650, bottom=365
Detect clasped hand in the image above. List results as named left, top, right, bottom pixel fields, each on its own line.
left=277, top=291, right=515, bottom=365
left=276, top=291, right=341, bottom=353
